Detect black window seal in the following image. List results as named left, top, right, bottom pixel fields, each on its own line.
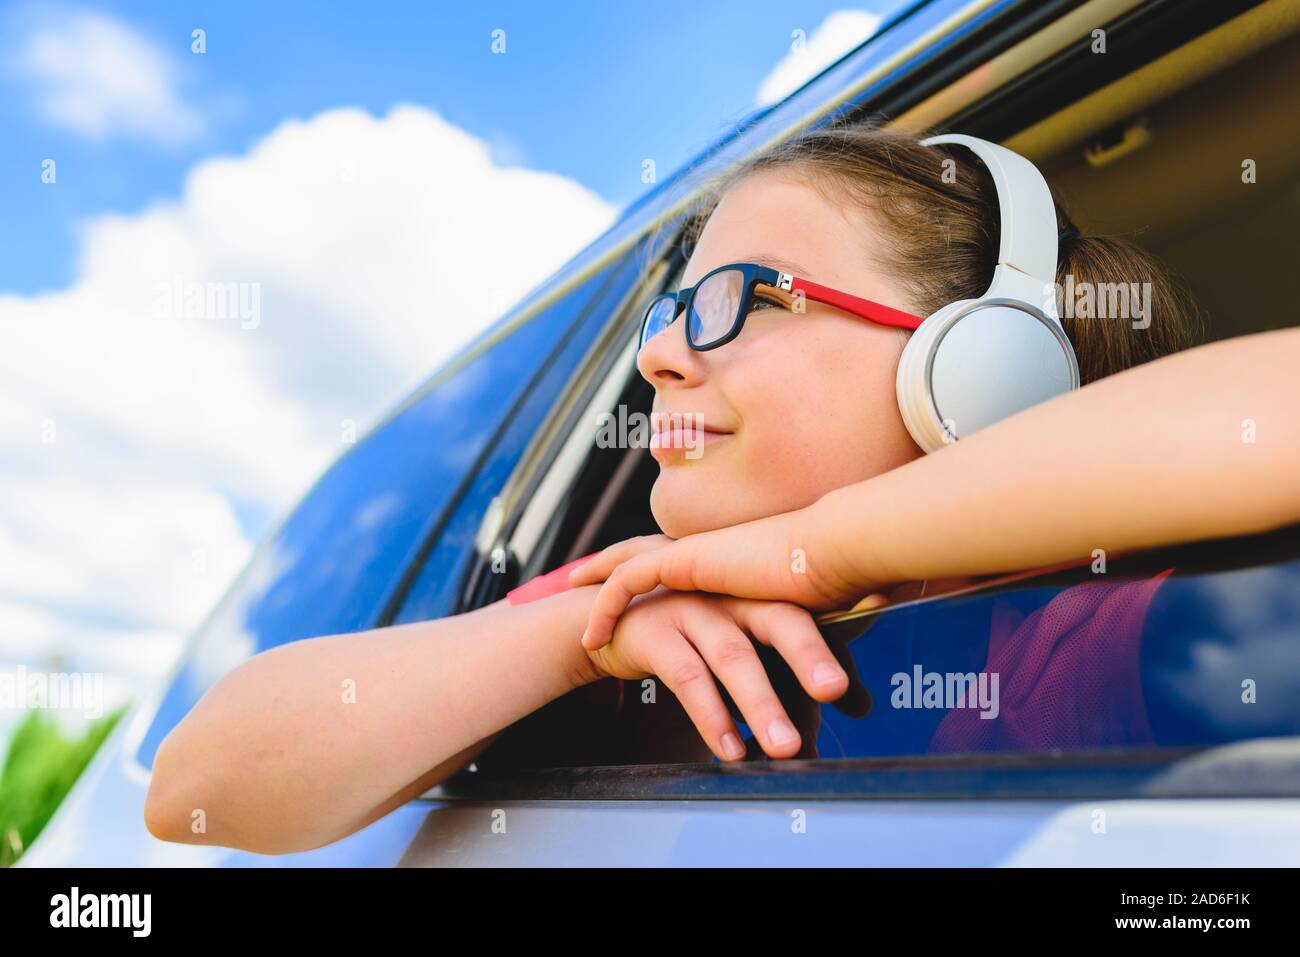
left=432, top=743, right=1300, bottom=802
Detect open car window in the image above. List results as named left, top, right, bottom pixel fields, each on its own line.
left=444, top=231, right=1300, bottom=795
left=445, top=243, right=1300, bottom=791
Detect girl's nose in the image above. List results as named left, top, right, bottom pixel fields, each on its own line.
left=637, top=312, right=709, bottom=387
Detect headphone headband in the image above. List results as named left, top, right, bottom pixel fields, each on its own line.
left=921, top=133, right=1060, bottom=295
left=897, top=134, right=1080, bottom=453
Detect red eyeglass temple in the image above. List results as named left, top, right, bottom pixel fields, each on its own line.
left=781, top=273, right=924, bottom=331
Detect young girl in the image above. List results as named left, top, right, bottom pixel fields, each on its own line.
left=144, top=127, right=1300, bottom=855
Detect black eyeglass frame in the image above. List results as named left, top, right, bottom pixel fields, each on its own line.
left=638, top=262, right=785, bottom=352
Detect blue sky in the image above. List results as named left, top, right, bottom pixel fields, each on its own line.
left=3, top=0, right=908, bottom=294
left=0, top=0, right=907, bottom=737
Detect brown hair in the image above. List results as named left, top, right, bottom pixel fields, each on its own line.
left=671, top=125, right=1205, bottom=384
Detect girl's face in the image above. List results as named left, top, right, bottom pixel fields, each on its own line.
left=639, top=168, right=926, bottom=538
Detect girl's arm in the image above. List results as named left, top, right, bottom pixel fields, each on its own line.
left=576, top=326, right=1300, bottom=644
left=145, top=583, right=849, bottom=854
left=145, top=586, right=605, bottom=855
left=836, top=325, right=1300, bottom=583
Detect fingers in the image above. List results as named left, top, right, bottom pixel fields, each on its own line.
left=567, top=534, right=671, bottom=587
left=682, top=613, right=804, bottom=759
left=735, top=601, right=849, bottom=704
left=643, top=639, right=747, bottom=762
left=813, top=619, right=874, bottom=718
left=581, top=547, right=695, bottom=650
left=827, top=642, right=872, bottom=719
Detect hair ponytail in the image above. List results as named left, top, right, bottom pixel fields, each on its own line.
left=1055, top=230, right=1205, bottom=383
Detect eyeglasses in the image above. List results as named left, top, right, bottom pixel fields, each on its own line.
left=638, top=262, right=924, bottom=352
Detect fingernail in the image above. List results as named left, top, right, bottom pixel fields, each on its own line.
left=767, top=719, right=798, bottom=747
left=720, top=732, right=745, bottom=760
left=813, top=663, right=845, bottom=688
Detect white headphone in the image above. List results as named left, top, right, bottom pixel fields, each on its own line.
left=896, top=133, right=1080, bottom=453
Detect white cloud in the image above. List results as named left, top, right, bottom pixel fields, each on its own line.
left=756, top=10, right=883, bottom=106
left=1, top=103, right=616, bottom=695
left=9, top=7, right=203, bottom=143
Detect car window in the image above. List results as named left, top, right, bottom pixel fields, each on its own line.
left=811, top=532, right=1300, bottom=760
left=449, top=525, right=1300, bottom=796
left=133, top=255, right=632, bottom=770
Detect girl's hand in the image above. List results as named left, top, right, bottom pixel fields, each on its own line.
left=585, top=588, right=851, bottom=761
left=571, top=491, right=892, bottom=650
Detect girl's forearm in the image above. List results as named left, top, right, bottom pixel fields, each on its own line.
left=145, top=584, right=603, bottom=854
left=826, top=327, right=1300, bottom=584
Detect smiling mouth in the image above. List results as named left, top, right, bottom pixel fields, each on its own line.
left=648, top=425, right=732, bottom=461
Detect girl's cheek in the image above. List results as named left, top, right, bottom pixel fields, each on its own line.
left=774, top=342, right=905, bottom=477
left=725, top=318, right=896, bottom=440
left=741, top=368, right=843, bottom=479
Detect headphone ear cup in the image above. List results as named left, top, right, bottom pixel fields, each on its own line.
left=897, top=300, right=1080, bottom=453
left=897, top=301, right=965, bottom=453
